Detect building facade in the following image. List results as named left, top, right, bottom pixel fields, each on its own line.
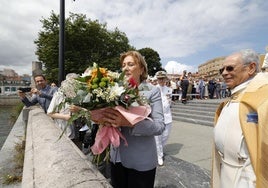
left=198, top=53, right=266, bottom=80
left=0, top=61, right=43, bottom=95
left=0, top=69, right=31, bottom=95
left=198, top=57, right=225, bottom=80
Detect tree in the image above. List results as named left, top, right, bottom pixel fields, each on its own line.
left=138, top=48, right=163, bottom=77
left=34, top=12, right=131, bottom=84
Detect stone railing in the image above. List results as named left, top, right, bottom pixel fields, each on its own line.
left=22, top=106, right=112, bottom=188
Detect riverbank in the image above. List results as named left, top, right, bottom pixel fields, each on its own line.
left=0, top=108, right=25, bottom=187
left=0, top=106, right=15, bottom=150
left=0, top=95, right=21, bottom=106
left=0, top=95, right=22, bottom=150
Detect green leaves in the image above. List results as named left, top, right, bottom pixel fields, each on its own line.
left=119, top=71, right=125, bottom=81
left=138, top=48, right=163, bottom=77
left=34, top=12, right=132, bottom=84
left=76, top=76, right=90, bottom=82
left=35, top=12, right=162, bottom=85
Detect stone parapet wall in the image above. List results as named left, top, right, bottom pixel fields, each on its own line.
left=22, top=107, right=112, bottom=188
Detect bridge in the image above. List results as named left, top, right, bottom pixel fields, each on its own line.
left=0, top=106, right=111, bottom=187
left=0, top=99, right=222, bottom=187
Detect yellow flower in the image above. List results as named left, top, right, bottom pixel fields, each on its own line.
left=99, top=67, right=108, bottom=76
left=87, top=67, right=109, bottom=89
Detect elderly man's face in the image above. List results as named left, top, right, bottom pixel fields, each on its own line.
left=220, top=53, right=254, bottom=89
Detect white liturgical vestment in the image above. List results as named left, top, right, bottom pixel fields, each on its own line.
left=214, top=80, right=256, bottom=188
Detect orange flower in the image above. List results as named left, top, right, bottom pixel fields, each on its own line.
left=99, top=68, right=108, bottom=76
left=91, top=68, right=98, bottom=79
left=87, top=67, right=109, bottom=89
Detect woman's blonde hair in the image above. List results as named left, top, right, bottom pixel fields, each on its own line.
left=120, top=51, right=148, bottom=82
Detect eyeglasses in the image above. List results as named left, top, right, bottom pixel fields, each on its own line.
left=219, top=66, right=235, bottom=74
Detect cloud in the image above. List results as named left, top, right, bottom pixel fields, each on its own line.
left=164, top=61, right=196, bottom=75
left=0, top=0, right=267, bottom=76
left=100, top=0, right=266, bottom=58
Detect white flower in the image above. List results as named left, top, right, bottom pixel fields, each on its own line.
left=81, top=68, right=92, bottom=77
left=108, top=71, right=120, bottom=79
left=60, top=79, right=79, bottom=98
left=83, top=93, right=92, bottom=103
left=130, top=101, right=139, bottom=107
left=110, top=83, right=125, bottom=96
left=77, top=89, right=86, bottom=96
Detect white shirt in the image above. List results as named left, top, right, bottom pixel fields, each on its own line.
left=47, top=91, right=75, bottom=139
left=170, top=80, right=177, bottom=90
left=157, top=85, right=172, bottom=124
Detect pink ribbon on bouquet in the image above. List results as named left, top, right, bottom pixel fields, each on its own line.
left=90, top=105, right=151, bottom=155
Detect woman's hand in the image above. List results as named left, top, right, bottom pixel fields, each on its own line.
left=48, top=113, right=71, bottom=121
left=69, top=105, right=82, bottom=113
left=105, top=108, right=132, bottom=127
left=91, top=108, right=132, bottom=127
left=63, top=114, right=71, bottom=121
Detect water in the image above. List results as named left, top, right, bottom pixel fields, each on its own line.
left=0, top=106, right=14, bottom=150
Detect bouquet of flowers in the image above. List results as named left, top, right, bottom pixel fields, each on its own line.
left=62, top=63, right=151, bottom=155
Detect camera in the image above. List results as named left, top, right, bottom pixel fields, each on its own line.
left=18, top=87, right=32, bottom=93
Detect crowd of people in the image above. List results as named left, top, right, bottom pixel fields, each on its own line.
left=17, top=49, right=268, bottom=188
left=148, top=72, right=231, bottom=104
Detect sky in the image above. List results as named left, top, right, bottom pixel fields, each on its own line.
left=0, top=0, right=267, bottom=76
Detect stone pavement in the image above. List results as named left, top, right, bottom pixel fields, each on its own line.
left=154, top=120, right=213, bottom=188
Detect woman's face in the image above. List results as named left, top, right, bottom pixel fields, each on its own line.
left=157, top=77, right=166, bottom=86
left=122, top=55, right=143, bottom=84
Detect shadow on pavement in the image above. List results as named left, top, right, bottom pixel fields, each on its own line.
left=164, top=143, right=183, bottom=156
left=155, top=155, right=210, bottom=188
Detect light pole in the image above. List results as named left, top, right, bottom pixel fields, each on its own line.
left=59, top=0, right=65, bottom=84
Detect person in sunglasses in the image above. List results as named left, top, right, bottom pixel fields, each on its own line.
left=212, top=49, right=268, bottom=188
